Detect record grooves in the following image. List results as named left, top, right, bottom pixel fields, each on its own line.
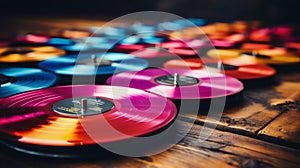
left=0, top=85, right=177, bottom=157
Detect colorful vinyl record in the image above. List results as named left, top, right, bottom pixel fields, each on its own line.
left=0, top=46, right=65, bottom=63
left=38, top=52, right=149, bottom=76
left=164, top=58, right=276, bottom=80
left=207, top=48, right=300, bottom=65
left=0, top=68, right=57, bottom=98
left=0, top=85, right=176, bottom=147
left=58, top=37, right=119, bottom=52
left=16, top=34, right=74, bottom=46
left=107, top=68, right=243, bottom=99
left=130, top=48, right=176, bottom=58
left=62, top=29, right=92, bottom=39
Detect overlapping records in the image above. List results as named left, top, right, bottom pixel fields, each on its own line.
left=38, top=52, right=149, bottom=76
left=0, top=17, right=299, bottom=158
left=0, top=46, right=65, bottom=63
left=164, top=58, right=276, bottom=80
left=0, top=85, right=176, bottom=157
left=107, top=68, right=243, bottom=99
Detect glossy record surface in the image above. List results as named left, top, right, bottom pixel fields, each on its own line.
left=0, top=68, right=57, bottom=98
left=107, top=68, right=243, bottom=99
left=0, top=85, right=176, bottom=146
left=38, top=52, right=149, bottom=75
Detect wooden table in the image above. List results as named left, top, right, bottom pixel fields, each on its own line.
left=0, top=16, right=299, bottom=168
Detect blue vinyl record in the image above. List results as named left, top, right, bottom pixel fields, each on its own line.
left=0, top=68, right=57, bottom=98
left=38, top=52, right=149, bottom=76
left=58, top=37, right=118, bottom=52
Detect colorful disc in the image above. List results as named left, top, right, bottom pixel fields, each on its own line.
left=0, top=68, right=57, bottom=98
left=38, top=52, right=148, bottom=76
left=164, top=58, right=276, bottom=80
left=58, top=37, right=119, bottom=52
left=0, top=46, right=65, bottom=63
left=16, top=34, right=74, bottom=46
left=0, top=85, right=176, bottom=146
left=207, top=48, right=300, bottom=65
left=107, top=68, right=243, bottom=99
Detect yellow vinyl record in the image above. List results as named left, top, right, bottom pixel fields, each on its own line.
left=0, top=46, right=65, bottom=63
left=207, top=48, right=300, bottom=65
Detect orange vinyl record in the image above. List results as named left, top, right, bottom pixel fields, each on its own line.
left=207, top=48, right=300, bottom=65
left=0, top=46, right=65, bottom=63
left=164, top=57, right=276, bottom=80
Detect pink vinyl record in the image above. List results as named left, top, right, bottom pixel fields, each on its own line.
left=0, top=85, right=176, bottom=146
left=107, top=68, right=243, bottom=99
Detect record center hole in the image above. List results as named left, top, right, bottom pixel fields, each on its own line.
left=0, top=48, right=33, bottom=56
left=241, top=52, right=271, bottom=59
left=76, top=55, right=113, bottom=66
left=0, top=75, right=16, bottom=87
left=155, top=74, right=199, bottom=86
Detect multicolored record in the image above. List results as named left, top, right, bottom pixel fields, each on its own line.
left=38, top=52, right=148, bottom=76
left=0, top=46, right=65, bottom=63
left=0, top=85, right=176, bottom=146
left=164, top=58, right=276, bottom=80
left=107, top=68, right=243, bottom=99
left=0, top=68, right=57, bottom=98
left=207, top=48, right=300, bottom=65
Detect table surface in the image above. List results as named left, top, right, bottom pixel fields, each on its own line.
left=0, top=16, right=299, bottom=168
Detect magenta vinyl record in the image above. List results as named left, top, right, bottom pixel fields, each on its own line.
left=107, top=68, right=244, bottom=99
left=0, top=85, right=176, bottom=146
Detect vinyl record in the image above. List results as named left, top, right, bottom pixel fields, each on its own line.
left=16, top=34, right=74, bottom=46
left=0, top=46, right=65, bottom=63
left=207, top=48, right=300, bottom=65
left=0, top=85, right=176, bottom=149
left=113, top=39, right=206, bottom=57
left=130, top=48, right=176, bottom=58
left=38, top=52, right=148, bottom=76
left=163, top=58, right=276, bottom=80
left=62, top=29, right=92, bottom=39
left=107, top=68, right=243, bottom=99
left=0, top=68, right=57, bottom=98
left=58, top=36, right=119, bottom=52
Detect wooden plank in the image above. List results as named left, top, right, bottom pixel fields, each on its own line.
left=133, top=121, right=299, bottom=168
left=185, top=75, right=300, bottom=140
left=258, top=109, right=300, bottom=148
left=185, top=96, right=281, bottom=137
left=257, top=81, right=300, bottom=148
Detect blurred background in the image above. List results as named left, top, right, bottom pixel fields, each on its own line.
left=0, top=0, right=298, bottom=24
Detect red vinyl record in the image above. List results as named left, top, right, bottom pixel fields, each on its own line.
left=164, top=58, right=276, bottom=80
left=0, top=85, right=176, bottom=147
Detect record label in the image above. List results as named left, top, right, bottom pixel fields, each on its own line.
left=154, top=74, right=199, bottom=86
left=76, top=56, right=113, bottom=66
left=52, top=97, right=115, bottom=117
